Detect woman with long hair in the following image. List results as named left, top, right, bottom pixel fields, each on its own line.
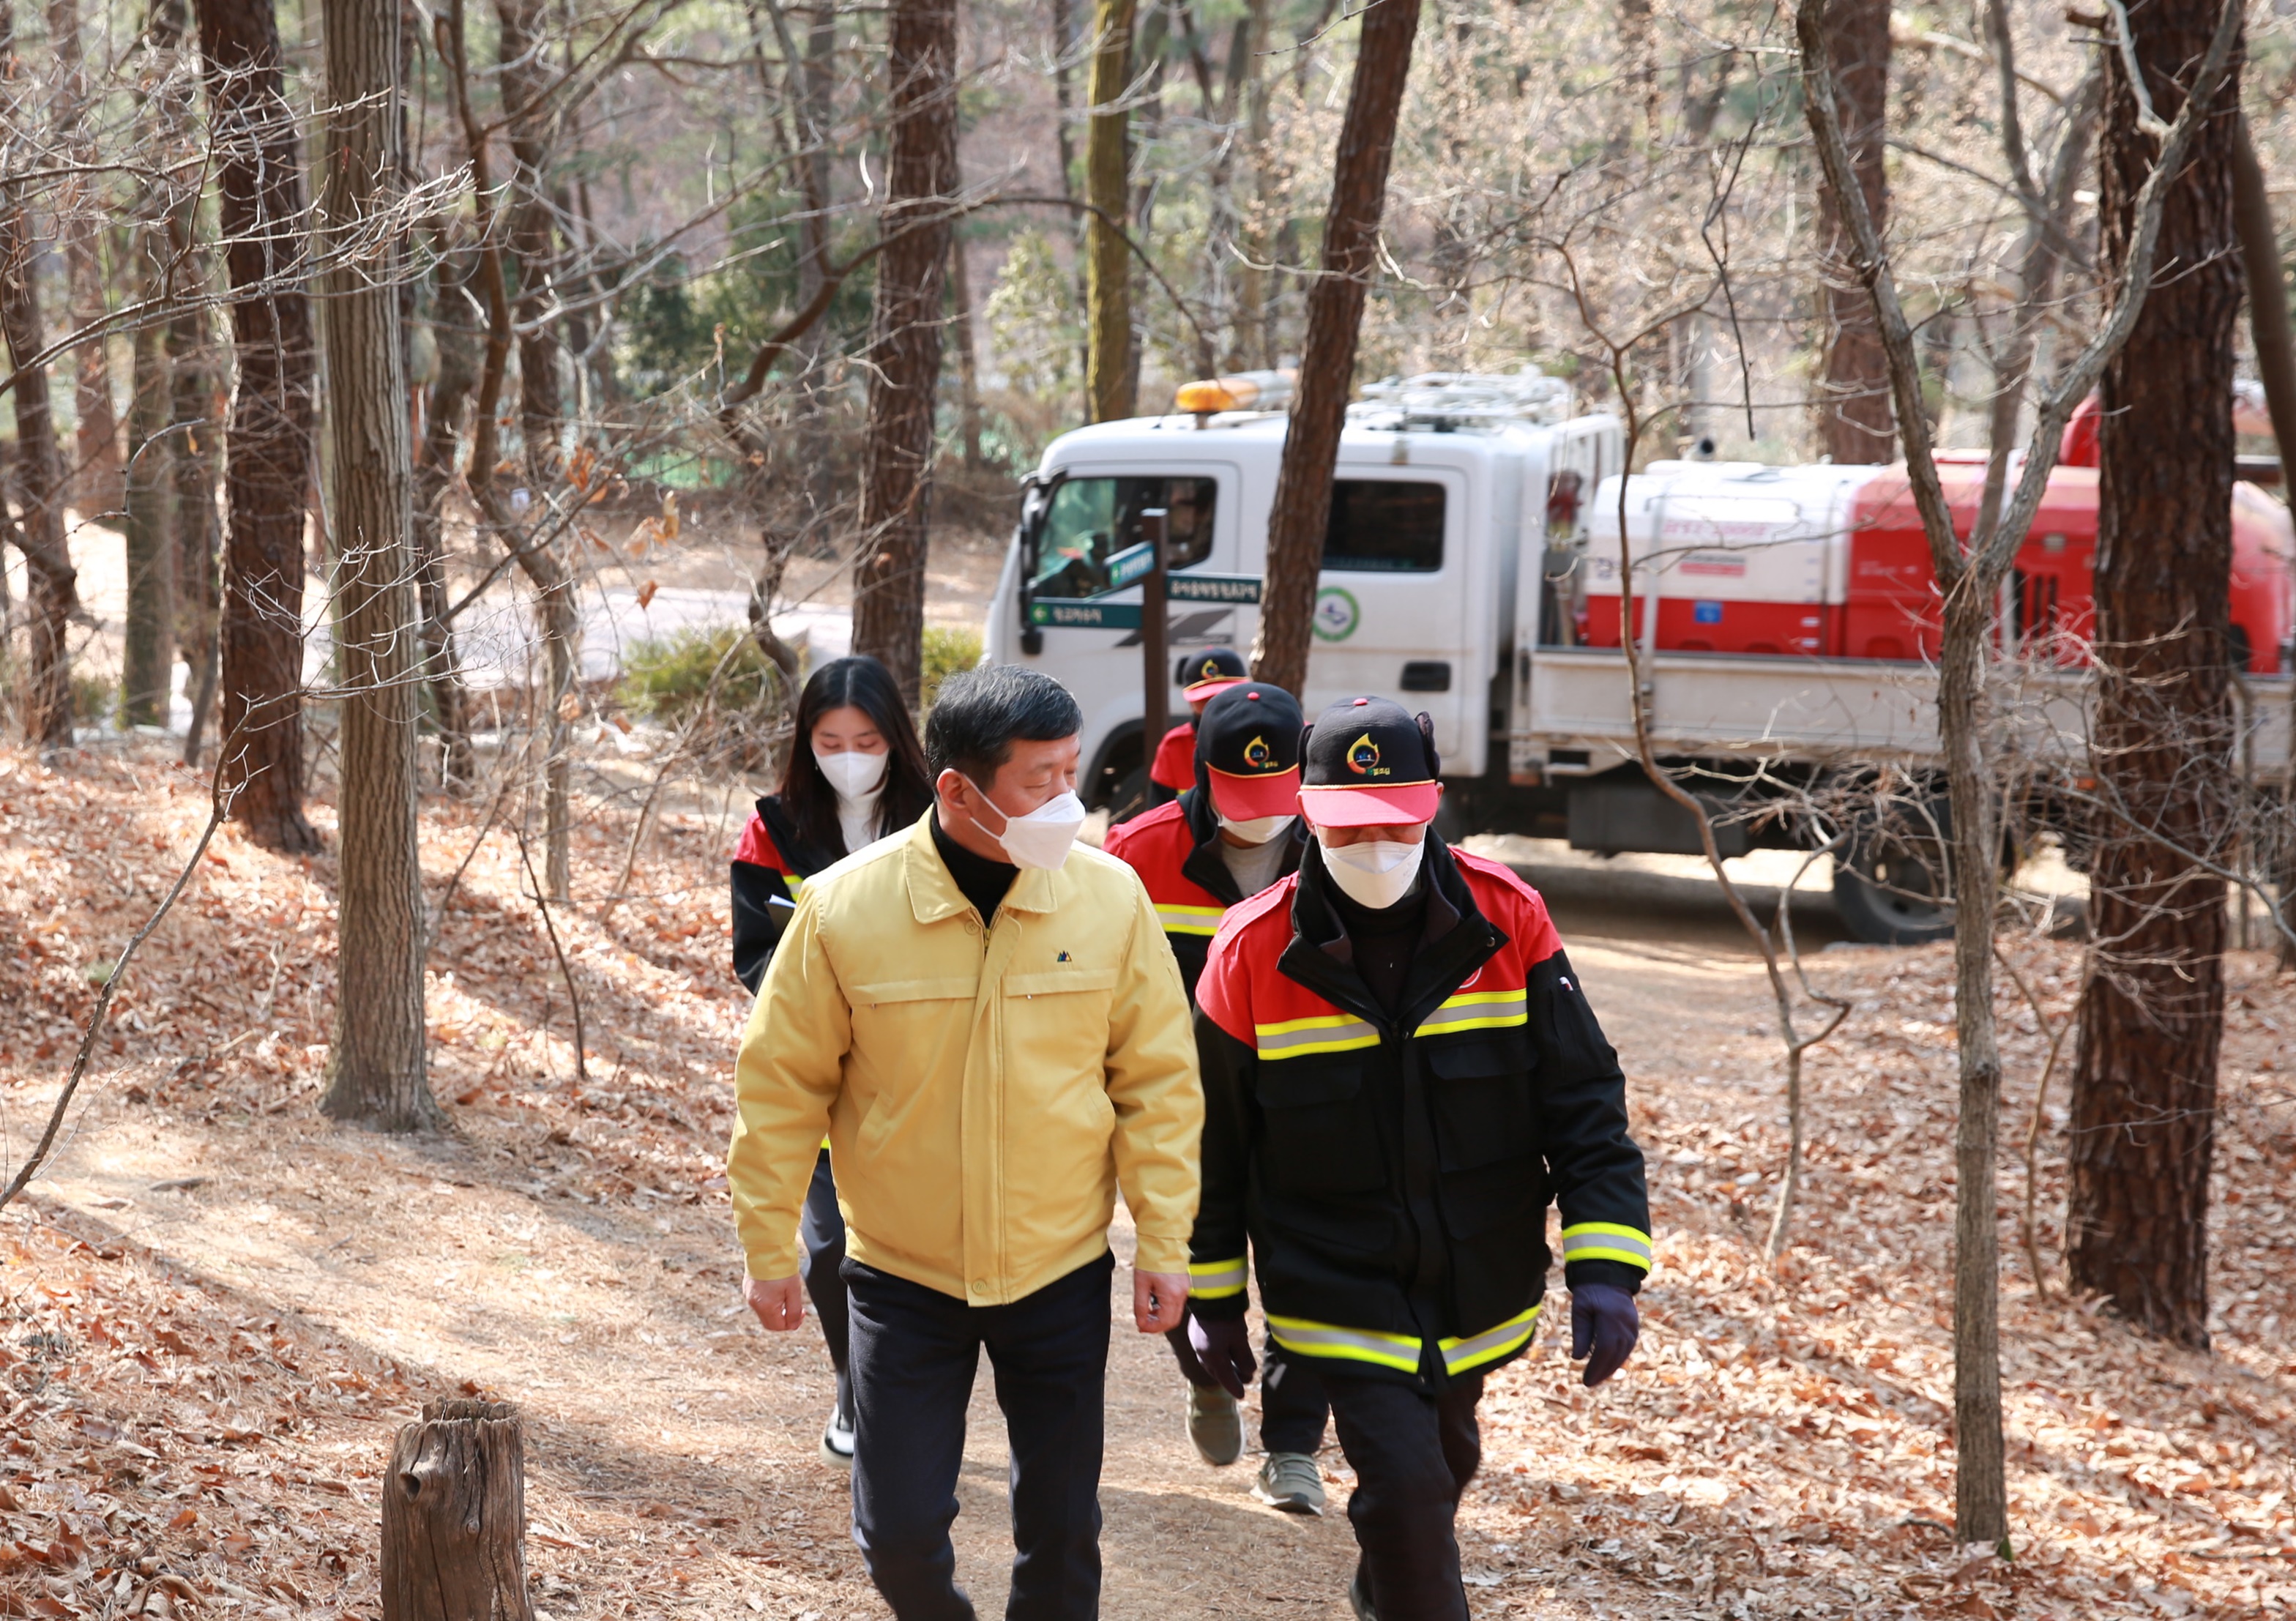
left=730, top=654, right=933, bottom=1464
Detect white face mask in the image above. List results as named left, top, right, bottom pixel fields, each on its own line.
left=1318, top=832, right=1426, bottom=910
left=816, top=745, right=888, bottom=803
left=963, top=776, right=1087, bottom=870
left=1218, top=811, right=1295, bottom=846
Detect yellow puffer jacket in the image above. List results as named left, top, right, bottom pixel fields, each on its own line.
left=728, top=811, right=1204, bottom=1305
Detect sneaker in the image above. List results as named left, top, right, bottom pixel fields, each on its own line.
left=1185, top=1383, right=1243, bottom=1466
left=1347, top=1565, right=1378, bottom=1621
left=817, top=1371, right=856, bottom=1469
left=1252, top=1451, right=1326, bottom=1516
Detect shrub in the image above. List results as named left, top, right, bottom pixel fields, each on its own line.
left=616, top=626, right=789, bottom=769
left=920, top=625, right=983, bottom=715
left=72, top=673, right=116, bottom=726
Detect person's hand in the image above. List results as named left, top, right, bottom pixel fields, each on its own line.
left=745, top=1274, right=807, bottom=1333
left=1570, top=1283, right=1639, bottom=1387
left=1133, top=1269, right=1189, bottom=1333
left=1186, top=1313, right=1258, bottom=1399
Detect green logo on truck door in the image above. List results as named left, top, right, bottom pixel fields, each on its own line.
left=1312, top=586, right=1361, bottom=642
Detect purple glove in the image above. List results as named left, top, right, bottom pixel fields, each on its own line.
left=1187, top=1313, right=1258, bottom=1399
left=1570, top=1283, right=1639, bottom=1387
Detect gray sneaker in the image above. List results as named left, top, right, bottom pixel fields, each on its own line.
left=819, top=1403, right=854, bottom=1469
left=1347, top=1565, right=1377, bottom=1621
left=1253, top=1450, right=1326, bottom=1516
left=1185, top=1384, right=1243, bottom=1466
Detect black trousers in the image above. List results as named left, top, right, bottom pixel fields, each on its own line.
left=1164, top=1327, right=1331, bottom=1456
left=800, top=1149, right=852, bottom=1417
left=1322, top=1370, right=1485, bottom=1621
left=844, top=1252, right=1113, bottom=1621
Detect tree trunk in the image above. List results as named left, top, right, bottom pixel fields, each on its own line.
left=1083, top=0, right=1137, bottom=423
left=950, top=234, right=983, bottom=469
left=2066, top=0, right=2243, bottom=1351
left=1814, top=0, right=1892, bottom=463
left=316, top=0, right=434, bottom=1133
left=122, top=294, right=176, bottom=728
left=195, top=0, right=319, bottom=852
left=45, top=0, right=125, bottom=521
left=381, top=1400, right=536, bottom=1621
left=0, top=0, right=81, bottom=750
left=849, top=0, right=958, bottom=705
left=414, top=248, right=476, bottom=791
left=1247, top=0, right=1423, bottom=696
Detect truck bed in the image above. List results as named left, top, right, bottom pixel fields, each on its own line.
left=1520, top=646, right=2294, bottom=777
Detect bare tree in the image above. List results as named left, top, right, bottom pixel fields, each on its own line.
left=1248, top=0, right=1423, bottom=696
left=195, top=0, right=319, bottom=852
left=1794, top=0, right=2241, bottom=1546
left=2064, top=0, right=2246, bottom=1351
left=849, top=0, right=958, bottom=704
left=1814, top=0, right=1892, bottom=462
left=45, top=0, right=125, bottom=517
left=316, top=0, right=433, bottom=1132
left=0, top=0, right=81, bottom=749
left=1083, top=0, right=1136, bottom=422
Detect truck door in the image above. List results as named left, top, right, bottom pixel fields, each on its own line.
left=1296, top=468, right=1474, bottom=761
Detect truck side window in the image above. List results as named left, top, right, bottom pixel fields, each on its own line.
left=1030, top=476, right=1218, bottom=597
left=1324, top=480, right=1445, bottom=572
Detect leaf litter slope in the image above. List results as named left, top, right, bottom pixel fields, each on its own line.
left=1, top=744, right=2292, bottom=1618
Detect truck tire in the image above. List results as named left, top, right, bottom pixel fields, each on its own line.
left=1832, top=838, right=1956, bottom=945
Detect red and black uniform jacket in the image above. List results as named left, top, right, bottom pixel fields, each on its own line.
left=1148, top=721, right=1197, bottom=792
left=730, top=796, right=843, bottom=996
left=1188, top=836, right=1652, bottom=1389
left=1101, top=783, right=1305, bottom=1000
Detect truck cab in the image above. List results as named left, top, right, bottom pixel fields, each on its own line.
left=982, top=370, right=1624, bottom=810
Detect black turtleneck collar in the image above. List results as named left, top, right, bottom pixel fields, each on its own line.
left=931, top=810, right=1018, bottom=925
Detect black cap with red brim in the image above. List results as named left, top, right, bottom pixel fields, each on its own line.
left=1195, top=683, right=1305, bottom=821
left=1177, top=647, right=1250, bottom=704
left=1298, top=696, right=1443, bottom=827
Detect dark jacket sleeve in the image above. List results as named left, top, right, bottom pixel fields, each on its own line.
left=1185, top=1007, right=1256, bottom=1321
left=1529, top=949, right=1652, bottom=1294
left=731, top=860, right=789, bottom=996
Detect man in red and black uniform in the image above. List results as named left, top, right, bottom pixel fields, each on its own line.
left=1105, top=683, right=1332, bottom=1515
left=1147, top=648, right=1251, bottom=798
left=1184, top=696, right=1651, bottom=1621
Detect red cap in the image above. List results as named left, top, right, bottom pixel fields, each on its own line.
left=1207, top=763, right=1302, bottom=821
left=1297, top=696, right=1443, bottom=827
left=1183, top=675, right=1249, bottom=704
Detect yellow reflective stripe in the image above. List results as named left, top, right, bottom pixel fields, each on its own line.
left=1415, top=988, right=1528, bottom=1037
left=1156, top=903, right=1228, bottom=936
left=1439, top=1305, right=1541, bottom=1374
left=785, top=873, right=805, bottom=898
left=1255, top=1013, right=1380, bottom=1059
left=1561, top=1223, right=1653, bottom=1272
left=1188, top=1256, right=1247, bottom=1299
left=1265, top=1315, right=1422, bottom=1373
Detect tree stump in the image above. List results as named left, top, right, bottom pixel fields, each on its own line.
left=381, top=1398, right=537, bottom=1621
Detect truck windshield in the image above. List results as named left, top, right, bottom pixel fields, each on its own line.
left=1032, top=476, right=1217, bottom=598
left=1324, top=480, right=1446, bottom=572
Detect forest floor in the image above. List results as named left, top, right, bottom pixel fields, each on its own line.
left=4, top=743, right=2295, bottom=1620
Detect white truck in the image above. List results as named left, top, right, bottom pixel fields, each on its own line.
left=981, top=371, right=2295, bottom=944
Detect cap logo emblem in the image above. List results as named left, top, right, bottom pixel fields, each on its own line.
left=1242, top=735, right=1273, bottom=771
left=1346, top=734, right=1386, bottom=776
left=1198, top=657, right=1222, bottom=679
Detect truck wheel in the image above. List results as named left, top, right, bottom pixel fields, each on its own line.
left=1832, top=838, right=1955, bottom=945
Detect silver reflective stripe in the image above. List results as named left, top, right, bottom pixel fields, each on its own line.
left=1440, top=1308, right=1540, bottom=1373
left=1414, top=992, right=1527, bottom=1035
left=1265, top=1316, right=1422, bottom=1372
left=1562, top=1226, right=1654, bottom=1268
left=1189, top=1259, right=1247, bottom=1295
left=1254, top=1018, right=1379, bottom=1057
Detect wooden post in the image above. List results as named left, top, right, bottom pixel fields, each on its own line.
left=382, top=1399, right=537, bottom=1621
left=1141, top=507, right=1170, bottom=808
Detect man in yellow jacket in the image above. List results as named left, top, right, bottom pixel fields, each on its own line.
left=729, top=664, right=1204, bottom=1621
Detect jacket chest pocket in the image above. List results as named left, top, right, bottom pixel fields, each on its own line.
left=1425, top=1035, right=1537, bottom=1171
left=1001, top=966, right=1120, bottom=1088
left=1255, top=1063, right=1387, bottom=1193
left=846, top=976, right=978, bottom=1059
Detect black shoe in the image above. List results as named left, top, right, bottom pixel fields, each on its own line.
left=1348, top=1565, right=1377, bottom=1621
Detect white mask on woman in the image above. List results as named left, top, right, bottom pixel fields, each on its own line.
left=816, top=745, right=889, bottom=802
left=964, top=778, right=1087, bottom=870
left=1218, top=811, right=1295, bottom=846
left=1317, top=832, right=1426, bottom=910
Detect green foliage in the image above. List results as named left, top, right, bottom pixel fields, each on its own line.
left=73, top=673, right=115, bottom=726
left=920, top=625, right=983, bottom=715
left=983, top=230, right=1084, bottom=409
left=617, top=626, right=781, bottom=726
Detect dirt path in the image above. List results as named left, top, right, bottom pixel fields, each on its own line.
left=7, top=755, right=2294, bottom=1619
